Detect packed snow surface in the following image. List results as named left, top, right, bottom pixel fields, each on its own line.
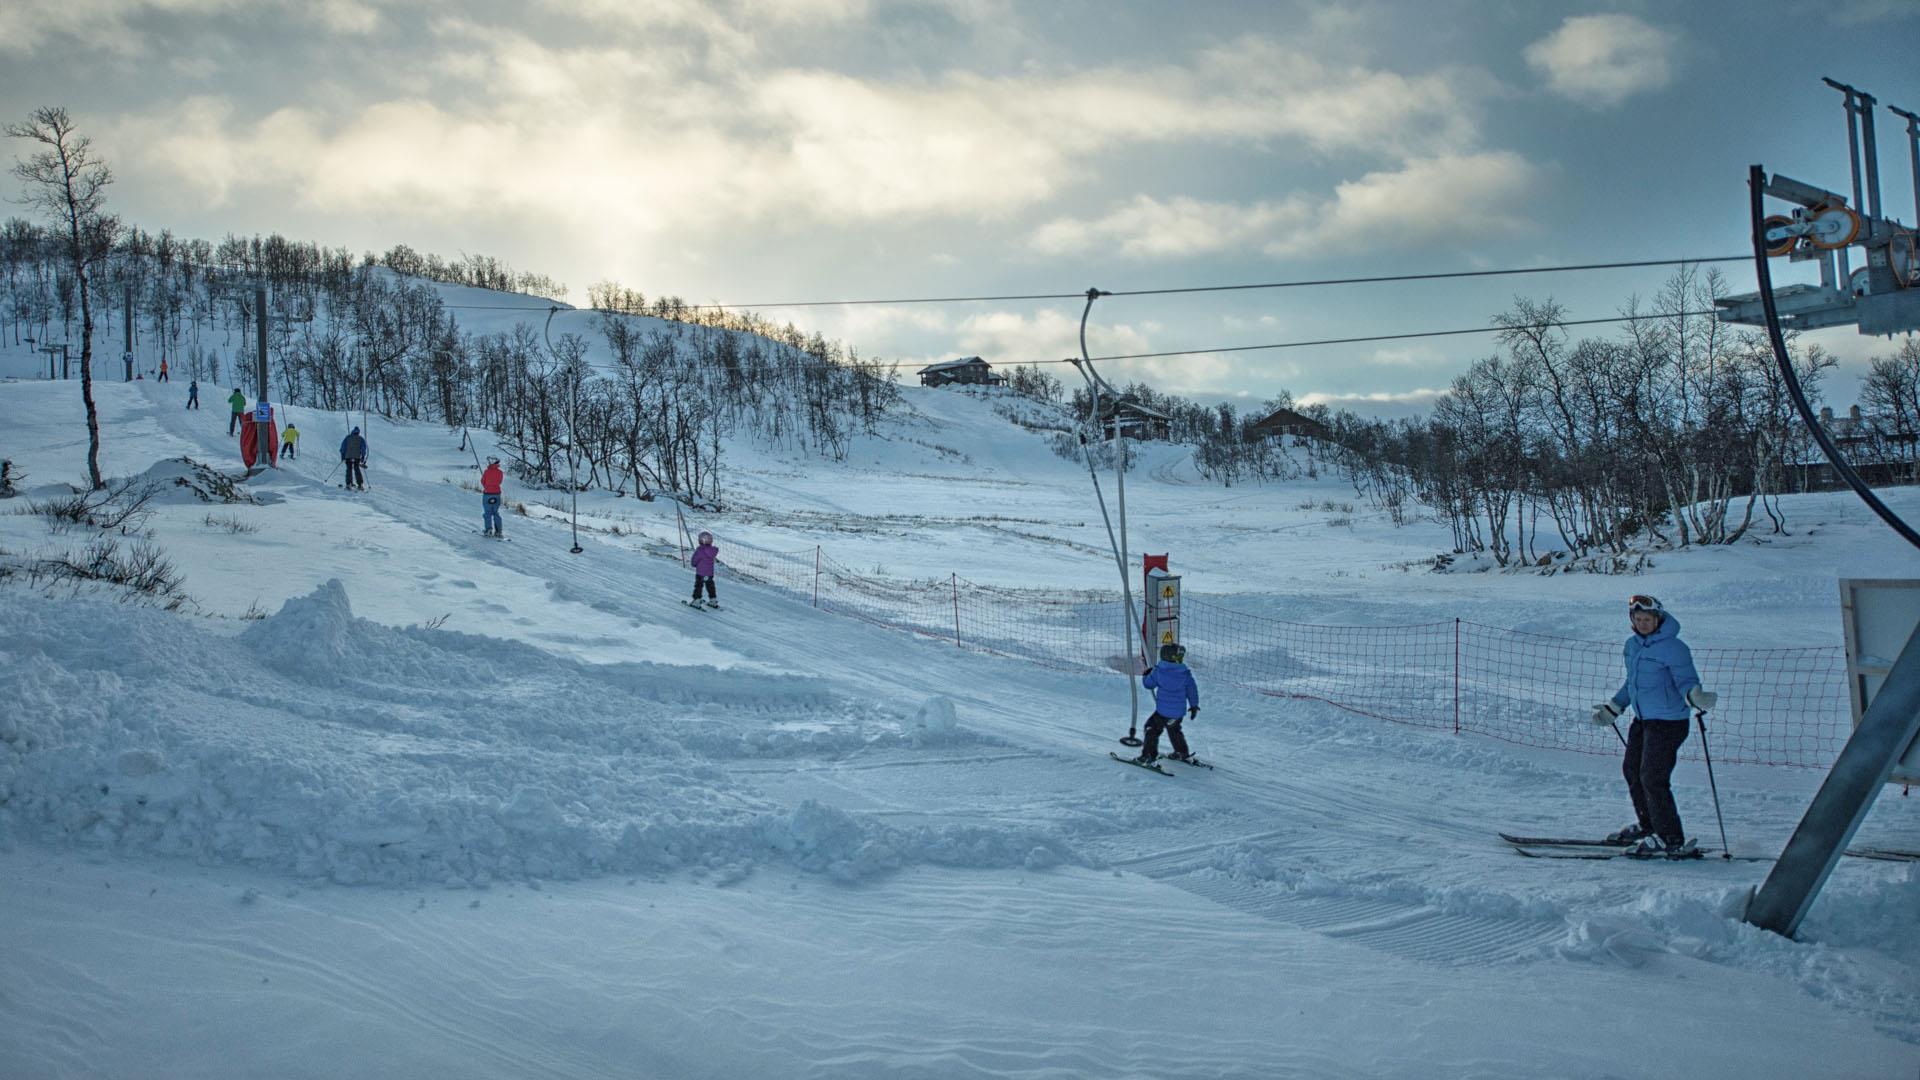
left=3, top=333, right=1919, bottom=1077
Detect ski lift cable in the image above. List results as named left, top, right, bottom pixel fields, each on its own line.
left=456, top=307, right=1727, bottom=379
left=430, top=255, right=1747, bottom=315
left=669, top=256, right=1749, bottom=310
left=1746, top=164, right=1920, bottom=551
left=1067, top=309, right=1725, bottom=363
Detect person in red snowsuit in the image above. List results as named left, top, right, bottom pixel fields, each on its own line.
left=480, top=456, right=505, bottom=537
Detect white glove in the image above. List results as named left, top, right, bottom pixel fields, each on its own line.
left=1686, top=687, right=1718, bottom=712
left=1591, top=702, right=1622, bottom=727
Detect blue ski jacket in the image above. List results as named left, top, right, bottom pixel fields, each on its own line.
left=1610, top=611, right=1702, bottom=721
left=1143, top=659, right=1199, bottom=718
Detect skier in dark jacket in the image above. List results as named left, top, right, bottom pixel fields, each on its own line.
left=339, top=427, right=368, bottom=491
left=186, top=379, right=200, bottom=410
left=1134, top=642, right=1201, bottom=764
left=1591, top=595, right=1718, bottom=859
left=690, top=530, right=720, bottom=608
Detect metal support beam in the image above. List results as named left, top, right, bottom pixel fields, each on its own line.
left=1891, top=103, right=1920, bottom=231
left=1859, top=87, right=1884, bottom=228
left=255, top=286, right=271, bottom=471
left=123, top=283, right=133, bottom=381
left=1746, top=621, right=1920, bottom=939
left=1826, top=78, right=1866, bottom=218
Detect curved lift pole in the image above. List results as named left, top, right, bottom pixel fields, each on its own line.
left=1743, top=163, right=1920, bottom=938
left=1066, top=288, right=1147, bottom=746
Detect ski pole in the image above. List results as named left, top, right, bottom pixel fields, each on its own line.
left=323, top=460, right=340, bottom=484
left=1695, top=709, right=1732, bottom=860
left=1609, top=719, right=1627, bottom=748
left=1119, top=663, right=1144, bottom=747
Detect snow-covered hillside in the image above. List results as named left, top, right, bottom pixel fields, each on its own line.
left=2, top=316, right=1919, bottom=1077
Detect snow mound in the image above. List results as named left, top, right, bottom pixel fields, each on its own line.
left=0, top=585, right=1079, bottom=888
left=140, top=457, right=261, bottom=505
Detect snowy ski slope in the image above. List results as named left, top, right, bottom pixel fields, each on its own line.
left=2, top=323, right=1919, bottom=1077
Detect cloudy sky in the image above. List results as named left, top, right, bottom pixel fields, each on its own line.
left=3, top=0, right=1916, bottom=415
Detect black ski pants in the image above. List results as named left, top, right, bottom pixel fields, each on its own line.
left=344, top=458, right=365, bottom=489
left=1624, top=718, right=1689, bottom=845
left=1141, top=712, right=1190, bottom=760
left=229, top=411, right=243, bottom=434
left=692, top=574, right=716, bottom=601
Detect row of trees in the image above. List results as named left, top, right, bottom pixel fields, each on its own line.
left=999, top=268, right=1864, bottom=565
left=1855, top=337, right=1920, bottom=475
left=1315, top=271, right=1846, bottom=563
left=5, top=112, right=903, bottom=504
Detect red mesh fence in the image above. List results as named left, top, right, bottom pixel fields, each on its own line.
left=712, top=538, right=1852, bottom=769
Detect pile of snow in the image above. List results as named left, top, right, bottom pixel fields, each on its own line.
left=0, top=581, right=1067, bottom=887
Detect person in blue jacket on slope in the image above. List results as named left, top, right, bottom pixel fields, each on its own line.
left=1590, top=595, right=1718, bottom=860
left=1136, top=642, right=1201, bottom=765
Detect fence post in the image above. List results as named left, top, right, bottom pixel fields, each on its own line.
left=952, top=573, right=962, bottom=648
left=813, top=546, right=821, bottom=608
left=1453, top=618, right=1461, bottom=735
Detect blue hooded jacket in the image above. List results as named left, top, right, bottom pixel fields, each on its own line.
left=1143, top=659, right=1199, bottom=718
left=1610, top=610, right=1702, bottom=721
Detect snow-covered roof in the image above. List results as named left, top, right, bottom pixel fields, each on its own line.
left=917, top=356, right=990, bottom=374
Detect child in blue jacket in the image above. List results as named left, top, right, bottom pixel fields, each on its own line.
left=1137, top=642, right=1200, bottom=764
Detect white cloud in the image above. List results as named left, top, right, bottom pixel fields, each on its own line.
left=1297, top=386, right=1447, bottom=418
left=1030, top=152, right=1542, bottom=260
left=1031, top=194, right=1310, bottom=259
left=316, top=0, right=382, bottom=34
left=0, top=0, right=391, bottom=55
left=1523, top=14, right=1677, bottom=109
left=106, top=14, right=1500, bottom=239
left=1278, top=151, right=1542, bottom=255
left=0, top=0, right=239, bottom=55
left=955, top=309, right=1150, bottom=368
left=1361, top=345, right=1450, bottom=368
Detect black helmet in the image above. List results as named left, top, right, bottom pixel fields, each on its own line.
left=1159, top=642, right=1186, bottom=664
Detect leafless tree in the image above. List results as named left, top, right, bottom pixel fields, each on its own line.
left=8, top=107, right=120, bottom=489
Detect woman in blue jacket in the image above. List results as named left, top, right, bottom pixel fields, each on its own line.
left=1137, top=642, right=1201, bottom=764
left=1590, top=595, right=1718, bottom=859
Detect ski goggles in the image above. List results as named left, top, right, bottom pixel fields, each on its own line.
left=1628, top=594, right=1663, bottom=615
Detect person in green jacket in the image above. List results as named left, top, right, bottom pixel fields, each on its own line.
left=227, top=388, right=247, bottom=435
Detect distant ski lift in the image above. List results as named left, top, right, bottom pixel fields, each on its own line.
left=1716, top=79, right=1920, bottom=337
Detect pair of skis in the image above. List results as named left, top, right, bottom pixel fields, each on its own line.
left=1501, top=832, right=1920, bottom=863
left=1500, top=833, right=1722, bottom=861
left=1109, top=752, right=1214, bottom=775
left=684, top=599, right=722, bottom=611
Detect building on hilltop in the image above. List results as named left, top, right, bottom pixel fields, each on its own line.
left=917, top=357, right=1007, bottom=388
left=1245, top=406, right=1330, bottom=443
left=1788, top=404, right=1918, bottom=489
left=1096, top=397, right=1173, bottom=441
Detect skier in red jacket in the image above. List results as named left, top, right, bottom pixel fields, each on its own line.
left=480, top=457, right=505, bottom=538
